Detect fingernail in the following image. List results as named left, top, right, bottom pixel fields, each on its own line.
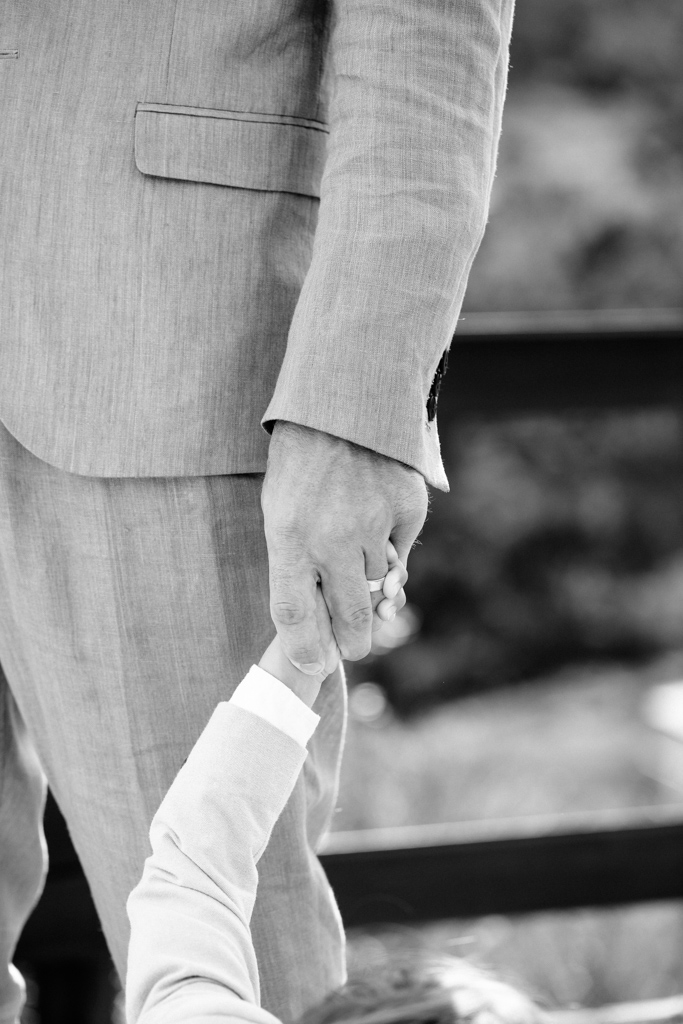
left=387, top=607, right=396, bottom=621
left=293, top=660, right=325, bottom=675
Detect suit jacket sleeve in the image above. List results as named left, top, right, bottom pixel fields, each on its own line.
left=262, top=0, right=515, bottom=491
left=125, top=703, right=308, bottom=1024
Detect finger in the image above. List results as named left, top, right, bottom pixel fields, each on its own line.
left=324, top=538, right=397, bottom=657
left=366, top=545, right=392, bottom=633
left=364, top=541, right=391, bottom=595
left=269, top=561, right=326, bottom=674
left=371, top=589, right=386, bottom=631
left=315, top=583, right=342, bottom=677
left=372, top=559, right=407, bottom=628
left=376, top=586, right=406, bottom=622
left=322, top=553, right=377, bottom=662
left=370, top=588, right=384, bottom=617
left=383, top=561, right=408, bottom=600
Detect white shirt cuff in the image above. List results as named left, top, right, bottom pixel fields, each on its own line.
left=229, top=665, right=320, bottom=748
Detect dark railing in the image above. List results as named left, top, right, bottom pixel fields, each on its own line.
left=442, top=308, right=683, bottom=418
left=15, top=310, right=683, bottom=1024
left=322, top=805, right=683, bottom=926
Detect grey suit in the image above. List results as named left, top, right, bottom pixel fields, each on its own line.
left=0, top=0, right=514, bottom=1019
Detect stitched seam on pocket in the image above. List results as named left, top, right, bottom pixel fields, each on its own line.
left=136, top=102, right=329, bottom=133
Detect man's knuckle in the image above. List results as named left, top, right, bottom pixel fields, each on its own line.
left=290, top=643, right=319, bottom=665
left=266, top=519, right=305, bottom=550
left=315, top=520, right=345, bottom=551
left=348, top=604, right=373, bottom=631
left=271, top=598, right=307, bottom=627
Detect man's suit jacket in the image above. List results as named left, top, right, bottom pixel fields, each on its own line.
left=1, top=0, right=514, bottom=489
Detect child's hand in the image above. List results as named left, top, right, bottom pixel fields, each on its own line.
left=259, top=634, right=325, bottom=708
left=259, top=541, right=408, bottom=705
left=259, top=585, right=340, bottom=708
left=372, top=541, right=408, bottom=629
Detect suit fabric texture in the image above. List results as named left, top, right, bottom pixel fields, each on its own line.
left=0, top=422, right=346, bottom=1024
left=0, top=0, right=514, bottom=1019
left=1, top=0, right=514, bottom=489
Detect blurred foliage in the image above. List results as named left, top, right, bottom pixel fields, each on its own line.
left=463, top=0, right=683, bottom=312
left=357, top=0, right=683, bottom=712
left=365, top=412, right=683, bottom=712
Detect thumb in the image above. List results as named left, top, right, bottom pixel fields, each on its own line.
left=390, top=521, right=422, bottom=568
left=391, top=482, right=429, bottom=565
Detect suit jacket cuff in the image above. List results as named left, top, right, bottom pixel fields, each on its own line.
left=262, top=397, right=449, bottom=492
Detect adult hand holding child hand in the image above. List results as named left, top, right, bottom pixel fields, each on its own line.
left=262, top=422, right=427, bottom=676
left=259, top=547, right=409, bottom=708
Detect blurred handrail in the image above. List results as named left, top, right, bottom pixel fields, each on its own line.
left=321, top=801, right=683, bottom=854
left=22, top=799, right=683, bottom=955
left=442, top=308, right=683, bottom=418
left=319, top=803, right=683, bottom=926
left=456, top=308, right=683, bottom=337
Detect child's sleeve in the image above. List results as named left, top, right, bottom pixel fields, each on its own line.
left=125, top=693, right=313, bottom=1024
left=230, top=664, right=320, bottom=746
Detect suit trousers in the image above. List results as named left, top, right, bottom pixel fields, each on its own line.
left=0, top=419, right=346, bottom=1024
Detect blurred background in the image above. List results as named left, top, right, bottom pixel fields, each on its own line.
left=337, top=0, right=683, bottom=1011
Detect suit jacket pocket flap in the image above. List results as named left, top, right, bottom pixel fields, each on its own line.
left=135, top=103, right=328, bottom=198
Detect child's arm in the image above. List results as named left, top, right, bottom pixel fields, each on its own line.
left=126, top=555, right=406, bottom=1024
left=126, top=690, right=310, bottom=1024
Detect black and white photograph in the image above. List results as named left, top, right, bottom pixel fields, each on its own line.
left=2, top=1, right=683, bottom=1023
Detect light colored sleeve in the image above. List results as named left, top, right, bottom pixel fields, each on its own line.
left=231, top=665, right=320, bottom=747
left=262, top=0, right=515, bottom=491
left=125, top=702, right=309, bottom=1024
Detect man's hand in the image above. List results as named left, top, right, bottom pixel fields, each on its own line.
left=261, top=421, right=428, bottom=674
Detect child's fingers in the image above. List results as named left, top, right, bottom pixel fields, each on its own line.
left=376, top=587, right=406, bottom=622
left=371, top=541, right=406, bottom=630
left=371, top=556, right=408, bottom=627
left=383, top=561, right=408, bottom=600
left=369, top=539, right=399, bottom=613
